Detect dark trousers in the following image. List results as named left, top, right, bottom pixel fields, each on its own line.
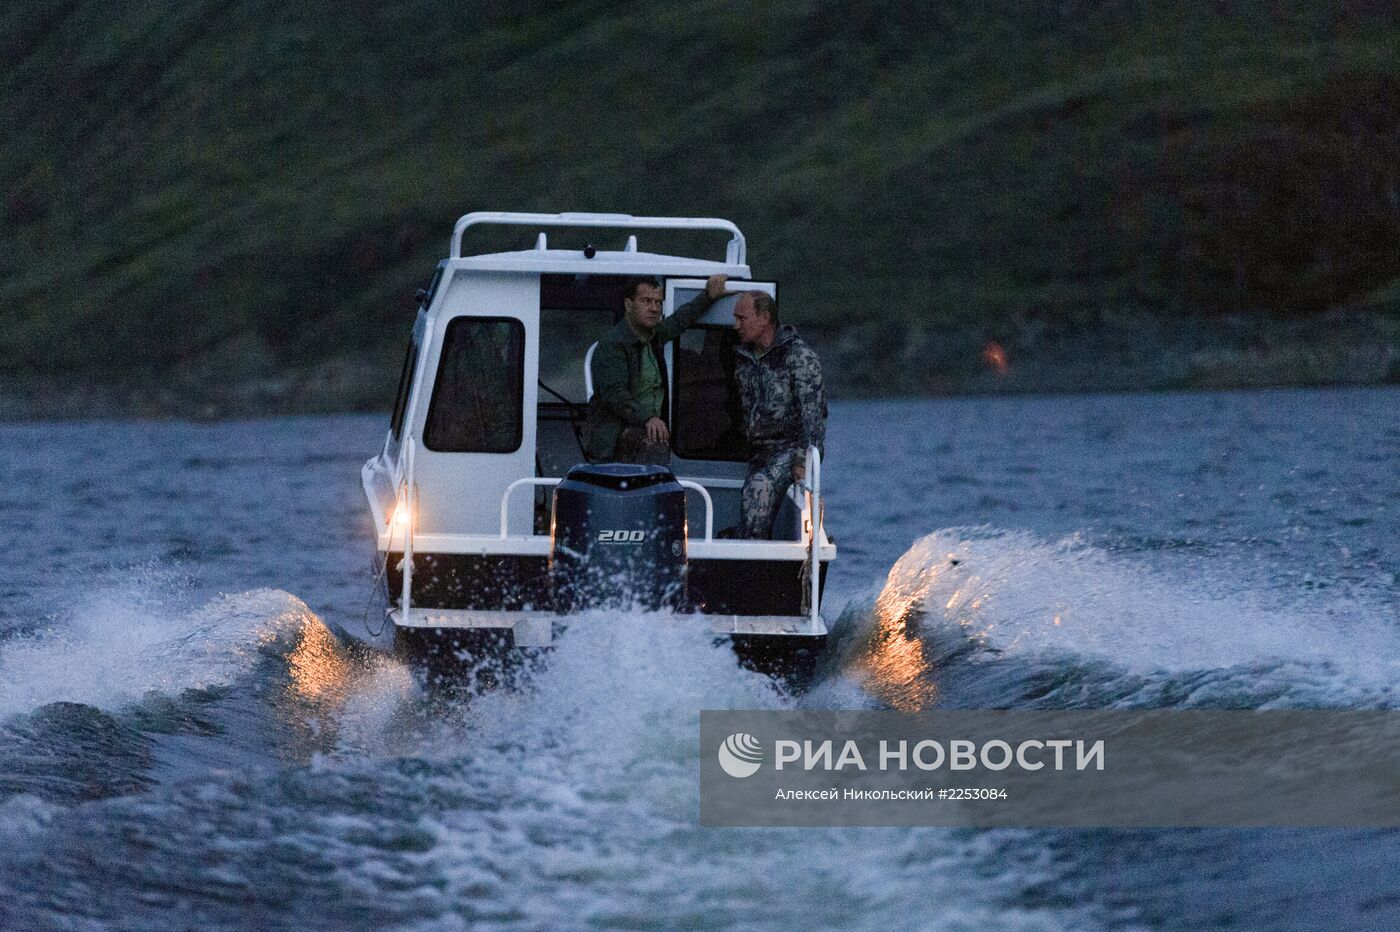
left=615, top=425, right=671, bottom=465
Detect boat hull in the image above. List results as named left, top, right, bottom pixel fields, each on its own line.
left=385, top=551, right=827, bottom=616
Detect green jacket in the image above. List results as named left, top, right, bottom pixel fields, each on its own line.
left=582, top=290, right=715, bottom=460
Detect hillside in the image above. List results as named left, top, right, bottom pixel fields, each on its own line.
left=3, top=1, right=1400, bottom=415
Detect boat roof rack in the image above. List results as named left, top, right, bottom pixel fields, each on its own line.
left=451, top=211, right=746, bottom=266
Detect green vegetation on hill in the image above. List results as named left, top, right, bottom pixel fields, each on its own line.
left=3, top=1, right=1399, bottom=413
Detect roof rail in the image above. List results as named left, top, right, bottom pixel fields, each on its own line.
left=451, top=211, right=746, bottom=265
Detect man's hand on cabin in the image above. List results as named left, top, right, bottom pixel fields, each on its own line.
left=705, top=274, right=728, bottom=300
left=645, top=417, right=670, bottom=444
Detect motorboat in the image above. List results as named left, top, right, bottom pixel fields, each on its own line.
left=360, top=212, right=834, bottom=684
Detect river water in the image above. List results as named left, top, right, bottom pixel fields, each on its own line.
left=0, top=387, right=1396, bottom=930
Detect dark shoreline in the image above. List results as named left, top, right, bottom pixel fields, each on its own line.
left=3, top=311, right=1396, bottom=424
left=6, top=304, right=1398, bottom=422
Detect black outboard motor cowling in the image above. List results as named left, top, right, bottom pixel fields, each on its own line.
left=550, top=464, right=687, bottom=611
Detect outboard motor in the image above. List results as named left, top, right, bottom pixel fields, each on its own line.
left=550, top=464, right=687, bottom=611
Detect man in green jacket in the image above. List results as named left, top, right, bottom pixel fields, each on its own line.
left=583, top=273, right=728, bottom=463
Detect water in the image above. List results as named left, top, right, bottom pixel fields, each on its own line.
left=0, top=388, right=1397, bottom=930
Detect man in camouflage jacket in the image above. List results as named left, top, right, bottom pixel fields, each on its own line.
left=731, top=291, right=827, bottom=538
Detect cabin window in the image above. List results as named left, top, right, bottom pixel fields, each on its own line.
left=423, top=317, right=525, bottom=453
left=390, top=281, right=439, bottom=442
left=539, top=306, right=614, bottom=404
left=538, top=273, right=629, bottom=404
left=389, top=334, right=419, bottom=441
left=671, top=325, right=749, bottom=462
left=419, top=266, right=444, bottom=309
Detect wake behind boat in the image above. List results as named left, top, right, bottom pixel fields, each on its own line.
left=359, top=212, right=834, bottom=684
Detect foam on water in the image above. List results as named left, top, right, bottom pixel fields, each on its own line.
left=840, top=527, right=1400, bottom=710
left=0, top=596, right=1105, bottom=930
left=1, top=543, right=1380, bottom=929
left=325, top=609, right=786, bottom=761
left=0, top=570, right=321, bottom=718
left=303, top=527, right=1400, bottom=925
left=301, top=611, right=1103, bottom=931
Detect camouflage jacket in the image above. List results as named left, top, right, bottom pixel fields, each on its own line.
left=734, top=325, right=826, bottom=456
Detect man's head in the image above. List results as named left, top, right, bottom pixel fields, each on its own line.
left=623, top=276, right=664, bottom=334
left=733, top=291, right=778, bottom=348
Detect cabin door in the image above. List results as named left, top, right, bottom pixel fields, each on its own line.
left=409, top=271, right=540, bottom=537
left=661, top=278, right=778, bottom=444
left=662, top=278, right=777, bottom=532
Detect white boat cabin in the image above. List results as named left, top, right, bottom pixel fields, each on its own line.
left=361, top=212, right=833, bottom=640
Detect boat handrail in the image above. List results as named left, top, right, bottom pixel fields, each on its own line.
left=452, top=212, right=746, bottom=265
left=500, top=477, right=562, bottom=538
left=499, top=474, right=715, bottom=541
left=676, top=480, right=714, bottom=541
left=802, top=444, right=823, bottom=624
left=399, top=437, right=418, bottom=626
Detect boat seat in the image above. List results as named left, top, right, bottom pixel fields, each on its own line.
left=584, top=341, right=598, bottom=400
